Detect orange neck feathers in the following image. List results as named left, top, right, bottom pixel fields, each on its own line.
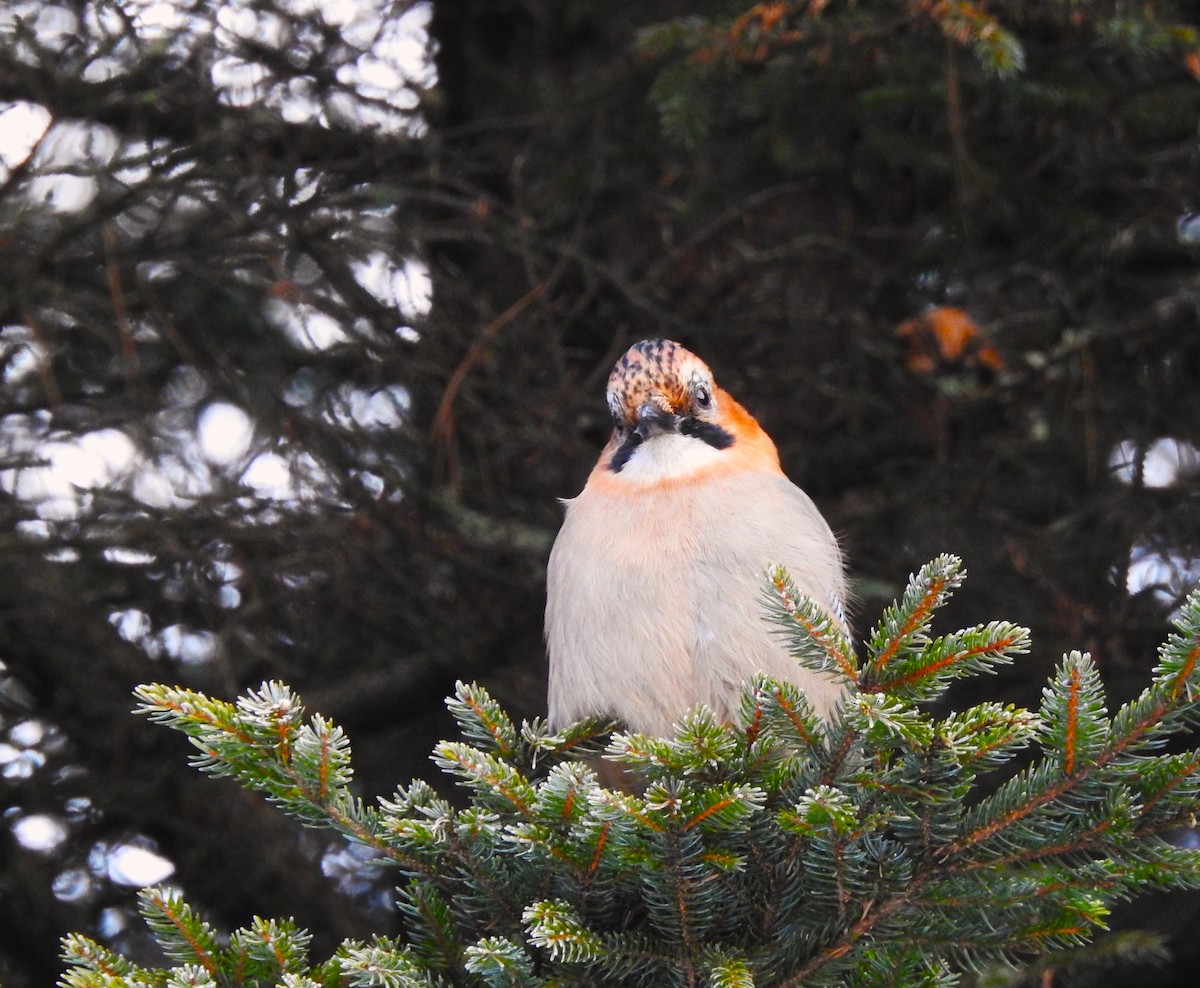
left=586, top=388, right=782, bottom=495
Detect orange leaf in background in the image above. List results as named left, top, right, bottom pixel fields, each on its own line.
left=732, top=3, right=786, bottom=39
left=896, top=306, right=1005, bottom=377
left=727, top=3, right=793, bottom=61
left=758, top=2, right=787, bottom=32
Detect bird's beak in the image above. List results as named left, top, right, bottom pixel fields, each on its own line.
left=634, top=400, right=680, bottom=440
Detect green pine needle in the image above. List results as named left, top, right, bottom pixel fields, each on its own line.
left=463, top=936, right=537, bottom=984
left=138, top=886, right=222, bottom=971
left=1037, top=652, right=1110, bottom=776
left=865, top=622, right=1031, bottom=703
left=865, top=554, right=966, bottom=675
left=448, top=681, right=519, bottom=759
left=335, top=938, right=435, bottom=987
left=522, top=900, right=604, bottom=964
left=764, top=564, right=859, bottom=684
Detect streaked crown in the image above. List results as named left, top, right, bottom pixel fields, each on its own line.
left=606, top=339, right=716, bottom=427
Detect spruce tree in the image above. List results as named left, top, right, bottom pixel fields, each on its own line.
left=59, top=556, right=1200, bottom=987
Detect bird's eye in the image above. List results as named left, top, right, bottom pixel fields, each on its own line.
left=694, top=385, right=712, bottom=409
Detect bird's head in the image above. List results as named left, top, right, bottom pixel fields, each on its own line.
left=597, top=339, right=780, bottom=485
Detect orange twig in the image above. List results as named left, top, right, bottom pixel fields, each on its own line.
left=431, top=282, right=547, bottom=493
left=103, top=223, right=142, bottom=388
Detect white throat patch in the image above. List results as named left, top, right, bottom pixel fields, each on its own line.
left=615, top=433, right=726, bottom=485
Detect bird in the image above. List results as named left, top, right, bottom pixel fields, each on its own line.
left=545, top=338, right=849, bottom=737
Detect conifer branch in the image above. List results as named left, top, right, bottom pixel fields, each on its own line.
left=62, top=562, right=1200, bottom=987
left=134, top=682, right=435, bottom=877
left=866, top=554, right=965, bottom=673
left=765, top=564, right=859, bottom=684
left=139, top=887, right=221, bottom=972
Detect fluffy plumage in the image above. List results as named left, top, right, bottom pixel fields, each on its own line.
left=546, top=339, right=848, bottom=737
